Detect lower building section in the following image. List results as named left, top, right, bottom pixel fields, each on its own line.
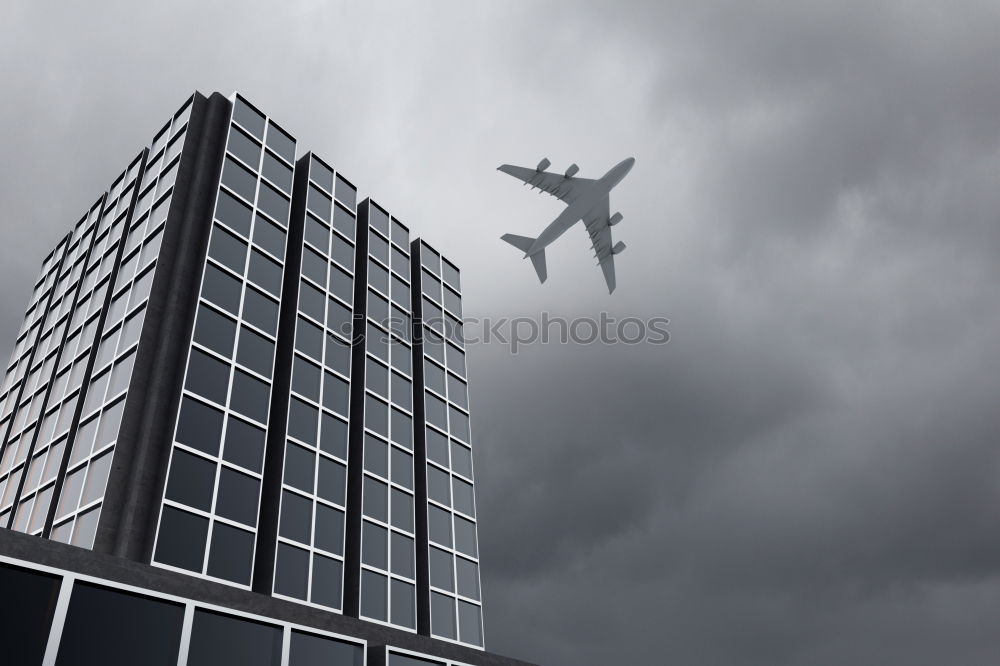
left=0, top=528, right=535, bottom=666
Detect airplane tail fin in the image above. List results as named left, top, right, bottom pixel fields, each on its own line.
left=501, top=233, right=547, bottom=284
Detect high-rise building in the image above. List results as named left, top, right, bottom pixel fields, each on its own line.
left=0, top=92, right=533, bottom=666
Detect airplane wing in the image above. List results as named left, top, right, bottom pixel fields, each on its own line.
left=497, top=164, right=595, bottom=204
left=583, top=196, right=618, bottom=294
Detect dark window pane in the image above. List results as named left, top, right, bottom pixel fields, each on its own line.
left=320, top=413, right=348, bottom=459
left=228, top=127, right=261, bottom=169
left=323, top=372, right=349, bottom=415
left=284, top=442, right=315, bottom=493
left=453, top=477, right=475, bottom=518
left=369, top=205, right=390, bottom=236
left=202, top=263, right=242, bottom=315
left=362, top=520, right=388, bottom=569
left=431, top=592, right=456, bottom=640
left=335, top=175, right=356, bottom=210
left=456, top=557, right=480, bottom=601
left=165, top=449, right=216, bottom=511
left=367, top=357, right=388, bottom=397
left=364, top=434, right=388, bottom=477
left=426, top=428, right=449, bottom=466
left=299, top=281, right=326, bottom=323
left=443, top=286, right=462, bottom=317
left=332, top=203, right=355, bottom=242
left=429, top=546, right=453, bottom=591
left=368, top=261, right=389, bottom=296
left=304, top=215, right=329, bottom=252
left=442, top=259, right=460, bottom=291
left=216, top=189, right=253, bottom=236
left=253, top=216, right=286, bottom=259
left=176, top=397, right=224, bottom=456
left=309, top=556, right=344, bottom=613
left=187, top=349, right=231, bottom=405
left=368, top=288, right=389, bottom=328
left=237, top=326, right=275, bottom=379
left=331, top=234, right=354, bottom=272
left=451, top=441, right=473, bottom=479
left=317, top=456, right=346, bottom=505
left=390, top=338, right=411, bottom=375
left=391, top=219, right=408, bottom=248
left=448, top=375, right=468, bottom=410
left=230, top=370, right=270, bottom=423
left=207, top=523, right=254, bottom=585
left=262, top=151, right=292, bottom=192
left=244, top=287, right=278, bottom=335
left=221, top=157, right=257, bottom=203
left=391, top=372, right=411, bottom=411
left=365, top=394, right=388, bottom=437
left=155, top=506, right=208, bottom=572
left=224, top=416, right=266, bottom=473
left=428, top=465, right=450, bottom=506
left=391, top=447, right=413, bottom=490
left=329, top=264, right=352, bottom=301
left=391, top=246, right=409, bottom=278
left=289, top=628, right=361, bottom=666
left=391, top=409, right=412, bottom=449
left=390, top=274, right=409, bottom=308
left=458, top=601, right=483, bottom=646
left=293, top=355, right=321, bottom=400
left=310, top=157, right=334, bottom=191
left=454, top=515, right=478, bottom=558
left=296, top=317, right=323, bottom=361
left=56, top=583, right=184, bottom=666
left=314, top=503, right=344, bottom=555
left=327, top=298, right=352, bottom=339
left=265, top=123, right=295, bottom=163
left=326, top=335, right=352, bottom=375
left=363, top=476, right=388, bottom=522
left=389, top=655, right=440, bottom=666
left=233, top=98, right=266, bottom=138
left=308, top=184, right=332, bottom=220
left=360, top=570, right=387, bottom=622
left=425, top=392, right=446, bottom=431
left=428, top=505, right=451, bottom=548
left=280, top=490, right=313, bottom=543
left=0, top=563, right=61, bottom=666
left=301, top=247, right=327, bottom=287
left=390, top=532, right=415, bottom=578
left=274, top=544, right=309, bottom=601
left=288, top=398, right=318, bottom=446
left=216, top=467, right=261, bottom=526
left=258, top=183, right=289, bottom=226
left=194, top=304, right=237, bottom=357
left=391, top=579, right=416, bottom=629
left=391, top=488, right=414, bottom=532
left=188, top=609, right=282, bottom=666
left=248, top=250, right=282, bottom=297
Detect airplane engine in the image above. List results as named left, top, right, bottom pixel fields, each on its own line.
left=564, top=163, right=579, bottom=178
left=608, top=212, right=623, bottom=226
left=612, top=241, right=626, bottom=255
left=536, top=158, right=551, bottom=172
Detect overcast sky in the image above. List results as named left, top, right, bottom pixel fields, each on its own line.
left=4, top=2, right=1000, bottom=664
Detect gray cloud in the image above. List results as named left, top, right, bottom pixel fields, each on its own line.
left=3, top=1, right=1000, bottom=664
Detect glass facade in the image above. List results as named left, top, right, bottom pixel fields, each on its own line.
left=0, top=91, right=491, bottom=654
left=357, top=202, right=417, bottom=631
left=416, top=241, right=483, bottom=648
left=272, top=154, right=356, bottom=609
left=153, top=95, right=294, bottom=586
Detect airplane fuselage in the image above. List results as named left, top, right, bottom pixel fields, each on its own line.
left=525, top=157, right=635, bottom=256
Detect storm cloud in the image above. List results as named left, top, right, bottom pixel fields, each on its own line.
left=3, top=2, right=1000, bottom=664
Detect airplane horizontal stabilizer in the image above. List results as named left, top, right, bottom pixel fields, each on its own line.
left=530, top=249, right=547, bottom=284
left=501, top=233, right=535, bottom=254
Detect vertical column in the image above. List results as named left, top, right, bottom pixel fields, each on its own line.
left=149, top=94, right=296, bottom=587
left=345, top=200, right=418, bottom=631
left=264, top=153, right=357, bottom=611
left=412, top=240, right=484, bottom=648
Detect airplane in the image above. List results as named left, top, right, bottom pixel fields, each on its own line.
left=497, top=156, right=635, bottom=294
